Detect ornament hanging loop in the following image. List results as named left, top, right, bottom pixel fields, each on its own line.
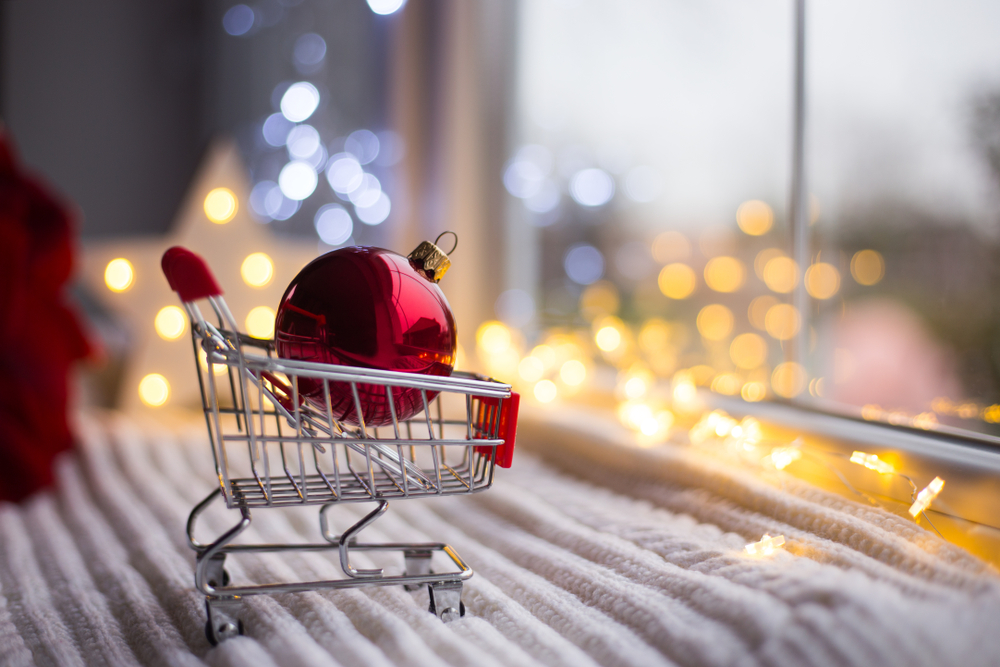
left=434, top=231, right=458, bottom=255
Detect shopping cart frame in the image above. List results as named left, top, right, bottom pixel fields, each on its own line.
left=162, top=247, right=518, bottom=644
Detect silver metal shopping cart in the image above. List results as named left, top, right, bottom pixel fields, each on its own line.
left=161, top=247, right=519, bottom=645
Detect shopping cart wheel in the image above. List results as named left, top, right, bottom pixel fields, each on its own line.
left=204, top=598, right=244, bottom=646
left=427, top=581, right=465, bottom=622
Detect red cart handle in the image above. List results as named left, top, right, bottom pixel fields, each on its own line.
left=474, top=392, right=519, bottom=468
left=162, top=246, right=223, bottom=301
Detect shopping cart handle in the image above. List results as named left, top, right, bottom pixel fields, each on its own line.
left=162, top=246, right=223, bottom=301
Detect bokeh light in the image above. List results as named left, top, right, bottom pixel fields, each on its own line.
left=139, top=374, right=170, bottom=407
left=736, top=200, right=774, bottom=236
left=772, top=362, right=807, bottom=398
left=241, top=253, right=274, bottom=288
left=730, top=333, right=767, bottom=369
left=348, top=173, right=382, bottom=208
left=851, top=249, right=885, bottom=285
left=367, top=0, right=407, bottom=14
left=805, top=262, right=840, bottom=299
left=569, top=168, right=614, bottom=207
left=748, top=295, right=778, bottom=331
left=345, top=129, right=380, bottom=164
left=560, top=359, right=587, bottom=386
left=154, top=306, right=186, bottom=340
left=742, top=381, right=767, bottom=402
left=278, top=161, right=318, bottom=200
left=711, top=373, right=742, bottom=396
left=286, top=124, right=321, bottom=160
left=564, top=244, right=604, bottom=285
left=658, top=263, right=696, bottom=299
left=579, top=281, right=619, bottom=321
left=764, top=303, right=801, bottom=340
left=280, top=82, right=320, bottom=123
left=477, top=321, right=512, bottom=355
left=204, top=187, right=238, bottom=224
left=696, top=304, right=734, bottom=341
left=595, top=325, right=622, bottom=352
left=518, top=356, right=545, bottom=382
left=652, top=231, right=691, bottom=263
left=638, top=319, right=671, bottom=353
left=762, top=256, right=799, bottom=293
left=262, top=113, right=294, bottom=148
left=314, top=204, right=353, bottom=245
left=534, top=379, right=557, bottom=403
left=246, top=306, right=276, bottom=339
left=326, top=154, right=364, bottom=193
left=704, top=256, right=745, bottom=293
left=104, top=258, right=134, bottom=292
left=294, top=33, right=327, bottom=67
left=222, top=5, right=254, bottom=36
left=356, top=193, right=391, bottom=225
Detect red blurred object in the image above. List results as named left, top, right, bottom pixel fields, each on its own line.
left=275, top=246, right=456, bottom=427
left=0, top=129, right=93, bottom=502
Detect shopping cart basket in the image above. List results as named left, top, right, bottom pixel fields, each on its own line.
left=161, top=247, right=519, bottom=644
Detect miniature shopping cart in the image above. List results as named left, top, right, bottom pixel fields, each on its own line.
left=161, top=247, right=519, bottom=645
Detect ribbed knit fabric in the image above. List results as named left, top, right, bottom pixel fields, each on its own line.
left=0, top=408, right=997, bottom=666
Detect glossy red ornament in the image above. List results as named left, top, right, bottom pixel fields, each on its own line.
left=275, top=245, right=456, bottom=427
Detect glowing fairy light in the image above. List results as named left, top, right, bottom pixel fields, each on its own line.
left=477, top=321, right=512, bottom=355
left=139, top=374, right=170, bottom=407
left=595, top=326, right=622, bottom=352
left=909, top=477, right=945, bottom=517
left=850, top=451, right=894, bottom=474
left=154, top=306, right=186, bottom=340
left=204, top=188, right=238, bottom=224
left=770, top=446, right=802, bottom=470
left=745, top=534, right=785, bottom=556
left=534, top=379, right=557, bottom=403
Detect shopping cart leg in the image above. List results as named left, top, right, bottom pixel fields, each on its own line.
left=403, top=549, right=433, bottom=591
left=427, top=580, right=465, bottom=622
left=205, top=597, right=244, bottom=645
left=319, top=499, right=388, bottom=578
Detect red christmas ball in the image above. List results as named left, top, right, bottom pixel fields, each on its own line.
left=275, top=245, right=456, bottom=427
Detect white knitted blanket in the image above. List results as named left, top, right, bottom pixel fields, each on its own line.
left=0, top=409, right=998, bottom=667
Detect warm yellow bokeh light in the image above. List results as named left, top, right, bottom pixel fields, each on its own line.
left=560, top=359, right=587, bottom=386
left=736, top=200, right=774, bottom=236
left=241, top=252, right=274, bottom=288
left=154, top=306, right=186, bottom=340
left=534, top=379, right=557, bottom=403
left=658, top=263, right=696, bottom=299
left=580, top=281, right=620, bottom=320
left=104, top=258, right=135, bottom=292
left=531, top=344, right=557, bottom=369
left=763, top=256, right=799, bottom=293
left=704, top=256, right=745, bottom=293
left=764, top=303, right=801, bottom=341
left=595, top=326, right=622, bottom=352
left=204, top=187, right=238, bottom=224
left=711, top=373, right=742, bottom=396
left=748, top=295, right=778, bottom=331
left=730, top=333, right=768, bottom=369
left=477, top=321, right=512, bottom=355
left=652, top=231, right=692, bottom=263
left=772, top=362, right=807, bottom=398
left=805, top=262, right=840, bottom=299
left=246, top=306, right=276, bottom=339
left=638, top=318, right=671, bottom=353
left=696, top=304, right=734, bottom=341
left=851, top=249, right=885, bottom=286
left=754, top=248, right=784, bottom=280
left=518, top=356, right=545, bottom=383
left=742, top=381, right=767, bottom=402
left=139, top=373, right=170, bottom=407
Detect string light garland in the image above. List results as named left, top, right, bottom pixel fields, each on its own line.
left=909, top=477, right=945, bottom=517
left=850, top=451, right=895, bottom=475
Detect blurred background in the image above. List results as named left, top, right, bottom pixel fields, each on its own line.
left=4, top=0, right=1000, bottom=438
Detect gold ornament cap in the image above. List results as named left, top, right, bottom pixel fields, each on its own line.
left=407, top=232, right=456, bottom=283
